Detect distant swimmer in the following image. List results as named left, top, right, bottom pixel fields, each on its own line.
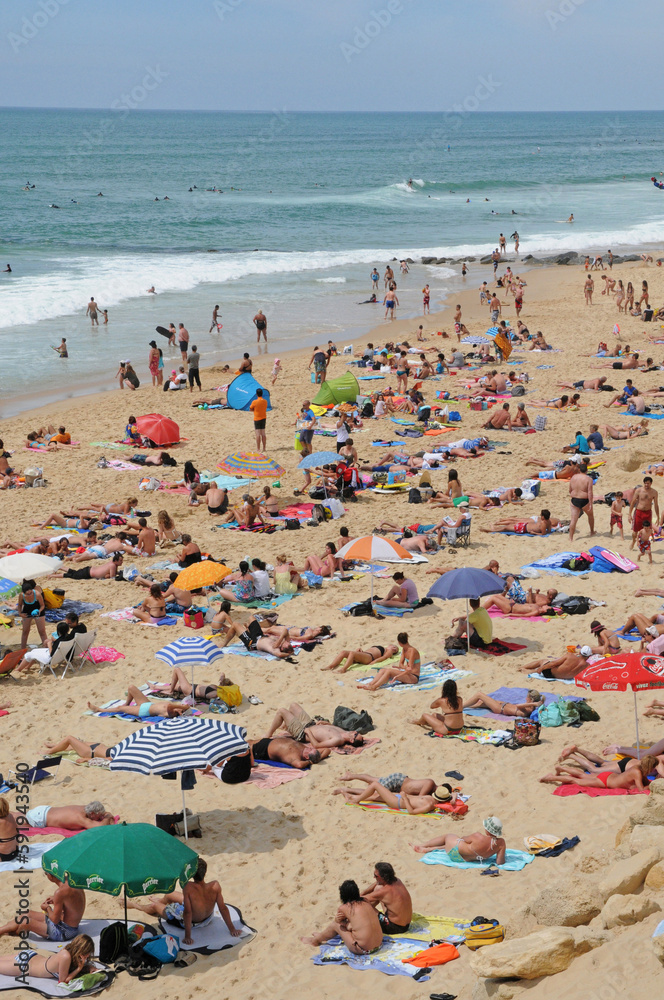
left=86, top=297, right=100, bottom=327
left=567, top=214, right=574, bottom=223
left=407, top=179, right=413, bottom=189
left=71, top=199, right=77, bottom=203
left=163, top=196, right=170, bottom=200
left=359, top=294, right=377, bottom=304
left=102, top=310, right=108, bottom=325
left=3, top=264, right=11, bottom=273
left=154, top=197, right=160, bottom=201
left=147, top=286, right=156, bottom=294
left=97, top=192, right=104, bottom=197
left=210, top=305, right=222, bottom=332
left=188, top=187, right=193, bottom=192
left=52, top=338, right=68, bottom=358
left=49, top=204, right=60, bottom=209
left=511, top=209, right=517, bottom=215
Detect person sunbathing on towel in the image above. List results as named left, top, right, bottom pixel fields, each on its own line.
left=520, top=646, right=592, bottom=679
left=338, top=772, right=438, bottom=795
left=333, top=781, right=457, bottom=814
left=410, top=816, right=506, bottom=862
left=409, top=678, right=464, bottom=734
left=14, top=801, right=115, bottom=831
left=0, top=872, right=86, bottom=942
left=80, top=498, right=137, bottom=516
left=463, top=689, right=544, bottom=718
left=263, top=702, right=365, bottom=749
left=0, top=935, right=94, bottom=983
left=297, top=543, right=340, bottom=578
left=322, top=642, right=399, bottom=673
left=556, top=743, right=664, bottom=776
left=540, top=755, right=658, bottom=791
left=360, top=862, right=412, bottom=935
left=374, top=571, right=419, bottom=608
left=87, top=685, right=187, bottom=719
left=38, top=512, right=99, bottom=531
left=42, top=736, right=117, bottom=762
left=301, top=879, right=383, bottom=955
left=358, top=632, right=420, bottom=690
left=132, top=583, right=167, bottom=623
left=260, top=623, right=332, bottom=642
left=249, top=736, right=325, bottom=768
left=616, top=611, right=664, bottom=639
left=165, top=667, right=235, bottom=701
left=644, top=699, right=664, bottom=720
left=598, top=422, right=648, bottom=440
left=480, top=509, right=552, bottom=535
left=482, top=593, right=554, bottom=615
left=123, top=858, right=240, bottom=944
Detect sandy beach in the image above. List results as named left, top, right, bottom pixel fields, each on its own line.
left=1, top=257, right=664, bottom=999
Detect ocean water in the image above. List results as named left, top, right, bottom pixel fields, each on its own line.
left=2, top=108, right=664, bottom=415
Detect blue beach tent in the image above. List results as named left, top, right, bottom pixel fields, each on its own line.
left=226, top=373, right=272, bottom=411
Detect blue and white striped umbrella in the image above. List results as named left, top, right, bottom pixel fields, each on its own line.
left=109, top=717, right=248, bottom=775
left=155, top=636, right=226, bottom=668
left=485, top=326, right=500, bottom=338
left=461, top=334, right=492, bottom=345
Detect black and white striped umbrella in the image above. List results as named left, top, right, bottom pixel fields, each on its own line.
left=109, top=717, right=248, bottom=775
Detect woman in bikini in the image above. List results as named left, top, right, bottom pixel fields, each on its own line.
left=463, top=689, right=544, bottom=718
left=166, top=667, right=235, bottom=701
left=208, top=600, right=243, bottom=646
left=640, top=280, right=650, bottom=308
left=0, top=797, right=19, bottom=862
left=299, top=543, right=339, bottom=578
left=615, top=279, right=625, bottom=312
left=87, top=685, right=187, bottom=719
left=84, top=498, right=137, bottom=516
left=540, top=754, right=658, bottom=791
left=322, top=642, right=399, bottom=673
left=333, top=781, right=456, bottom=815
left=38, top=512, right=99, bottom=531
left=480, top=509, right=552, bottom=535
left=259, top=485, right=280, bottom=516
left=624, top=281, right=635, bottom=311
left=584, top=275, right=594, bottom=305
left=598, top=421, right=648, bottom=440
left=409, top=678, right=464, bottom=734
left=157, top=509, right=181, bottom=543
left=410, top=817, right=506, bottom=863
left=359, top=632, right=421, bottom=692
left=0, top=934, right=94, bottom=984
left=395, top=353, right=409, bottom=394
left=133, top=583, right=167, bottom=623
left=556, top=744, right=664, bottom=776
left=589, top=620, right=621, bottom=655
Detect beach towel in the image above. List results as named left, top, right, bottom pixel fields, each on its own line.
left=45, top=600, right=103, bottom=623
left=311, top=913, right=470, bottom=980
left=214, top=643, right=299, bottom=661
left=24, top=817, right=119, bottom=839
left=208, top=594, right=294, bottom=610
left=0, top=971, right=113, bottom=997
left=347, top=798, right=468, bottom=818
left=429, top=727, right=510, bottom=745
left=105, top=459, right=143, bottom=471
left=528, top=672, right=576, bottom=685
left=200, top=474, right=253, bottom=491
left=205, top=761, right=305, bottom=788
left=84, top=697, right=201, bottom=723
left=477, top=639, right=527, bottom=656
left=553, top=784, right=649, bottom=798
left=419, top=848, right=534, bottom=871
left=41, top=751, right=110, bottom=771
left=100, top=607, right=177, bottom=626
left=0, top=842, right=56, bottom=872
left=86, top=647, right=125, bottom=664
left=464, top=686, right=582, bottom=722
left=487, top=608, right=552, bottom=623
left=356, top=661, right=473, bottom=692
left=217, top=522, right=277, bottom=533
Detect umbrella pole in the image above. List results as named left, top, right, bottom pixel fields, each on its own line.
left=182, top=786, right=189, bottom=840
left=124, top=891, right=128, bottom=934
left=370, top=561, right=374, bottom=606
left=466, top=597, right=470, bottom=652
left=633, top=689, right=642, bottom=761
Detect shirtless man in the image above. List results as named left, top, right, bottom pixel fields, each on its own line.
left=521, top=646, right=592, bottom=679
left=0, top=873, right=85, bottom=942
left=558, top=376, right=607, bottom=391
left=480, top=509, right=552, bottom=535
left=206, top=487, right=229, bottom=516
left=302, top=880, right=383, bottom=955
left=569, top=466, right=594, bottom=541
left=133, top=583, right=167, bottom=623
left=410, top=816, right=506, bottom=864
left=361, top=863, right=412, bottom=935
left=125, top=858, right=239, bottom=945
left=69, top=532, right=137, bottom=562
left=249, top=736, right=324, bottom=769
left=20, top=802, right=115, bottom=831
left=85, top=297, right=100, bottom=326
left=629, top=477, right=659, bottom=549
left=264, top=702, right=365, bottom=750
left=126, top=518, right=157, bottom=555
left=596, top=353, right=640, bottom=371
left=161, top=576, right=194, bottom=609
left=483, top=403, right=512, bottom=431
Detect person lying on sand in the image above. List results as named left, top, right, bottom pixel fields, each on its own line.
left=409, top=679, right=464, bottom=735
left=0, top=935, right=94, bottom=984
left=598, top=422, right=648, bottom=440
left=165, top=667, right=235, bottom=702
left=540, top=754, right=658, bottom=791
left=410, top=816, right=506, bottom=862
left=38, top=512, right=99, bottom=531
left=521, top=646, right=593, bottom=679
left=123, top=858, right=239, bottom=944
left=644, top=699, right=664, bottom=720
left=263, top=702, right=365, bottom=749
left=463, top=689, right=544, bottom=718
left=87, top=685, right=187, bottom=719
left=15, top=801, right=115, bottom=831
left=360, top=862, right=412, bottom=935
left=42, top=736, right=116, bottom=762
left=0, top=872, right=86, bottom=942
left=81, top=498, right=137, bottom=516
left=480, top=509, right=553, bottom=535
left=249, top=736, right=324, bottom=768
left=357, top=632, right=420, bottom=691
left=616, top=611, right=664, bottom=639
left=301, top=880, right=383, bottom=954
left=322, top=643, right=399, bottom=673
left=69, top=531, right=138, bottom=561
left=338, top=772, right=438, bottom=795
left=557, top=743, right=664, bottom=775
left=557, top=377, right=607, bottom=391
left=333, top=781, right=457, bottom=814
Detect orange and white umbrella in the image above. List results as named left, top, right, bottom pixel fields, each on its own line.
left=337, top=535, right=414, bottom=603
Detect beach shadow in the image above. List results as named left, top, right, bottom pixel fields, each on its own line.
left=200, top=805, right=306, bottom=853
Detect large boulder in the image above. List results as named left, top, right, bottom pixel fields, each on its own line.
left=530, top=873, right=603, bottom=926
left=572, top=926, right=610, bottom=952
left=470, top=928, right=577, bottom=980
left=629, top=825, right=664, bottom=856
left=600, top=893, right=661, bottom=929
left=653, top=921, right=664, bottom=966
left=645, top=859, right=664, bottom=889
left=598, top=848, right=662, bottom=900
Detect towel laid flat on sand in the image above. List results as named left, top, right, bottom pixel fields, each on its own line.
left=0, top=970, right=113, bottom=997
left=356, top=661, right=474, bottom=692
left=553, top=785, right=650, bottom=798
left=430, top=726, right=510, bottom=745
left=419, top=848, right=534, bottom=871
left=464, top=685, right=582, bottom=722
left=0, top=842, right=57, bottom=872
left=347, top=799, right=468, bottom=818
left=207, top=761, right=305, bottom=789
left=476, top=639, right=527, bottom=656
left=100, top=607, right=176, bottom=626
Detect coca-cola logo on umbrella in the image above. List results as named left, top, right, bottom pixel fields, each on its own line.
left=640, top=655, right=664, bottom=677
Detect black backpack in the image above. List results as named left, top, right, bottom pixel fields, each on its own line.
left=99, top=922, right=129, bottom=964
left=285, top=518, right=300, bottom=530
left=559, top=595, right=591, bottom=615
left=347, top=599, right=375, bottom=617
left=561, top=557, right=593, bottom=573
left=333, top=705, right=375, bottom=734
left=408, top=488, right=422, bottom=504
left=361, top=401, right=374, bottom=417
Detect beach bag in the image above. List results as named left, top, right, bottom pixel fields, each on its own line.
left=513, top=718, right=540, bottom=745
left=333, top=706, right=375, bottom=734
left=558, top=698, right=581, bottom=725
left=322, top=498, right=344, bottom=518
left=448, top=410, right=461, bottom=422
left=577, top=700, right=600, bottom=722
left=408, top=487, right=422, bottom=504
left=511, top=384, right=525, bottom=396
left=294, top=432, right=303, bottom=452
left=417, top=406, right=431, bottom=422
left=534, top=414, right=548, bottom=431
left=313, top=503, right=332, bottom=523
left=347, top=599, right=374, bottom=617
left=444, top=636, right=466, bottom=652
left=217, top=683, right=242, bottom=707
left=465, top=919, right=505, bottom=951
left=183, top=610, right=204, bottom=629
left=41, top=588, right=64, bottom=609
left=99, top=922, right=129, bottom=964
left=538, top=699, right=567, bottom=728
left=141, top=933, right=180, bottom=965
left=139, top=477, right=161, bottom=492
left=361, top=401, right=374, bottom=417
left=559, top=595, right=591, bottom=615
left=285, top=518, right=300, bottom=530
left=561, top=556, right=593, bottom=572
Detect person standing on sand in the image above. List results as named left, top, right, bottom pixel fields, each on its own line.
left=253, top=309, right=267, bottom=343
left=568, top=465, right=594, bottom=542
left=499, top=233, right=506, bottom=255
left=250, top=387, right=268, bottom=451
left=422, top=284, right=430, bottom=314
left=384, top=265, right=394, bottom=289
left=178, top=323, right=190, bottom=365
left=85, top=297, right=100, bottom=326
left=148, top=341, right=160, bottom=386
left=584, top=275, right=594, bottom=305
left=210, top=305, right=221, bottom=332
left=629, top=476, right=659, bottom=550
left=168, top=322, right=177, bottom=346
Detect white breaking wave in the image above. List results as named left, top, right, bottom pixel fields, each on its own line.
left=316, top=277, right=347, bottom=283
left=0, top=247, right=457, bottom=329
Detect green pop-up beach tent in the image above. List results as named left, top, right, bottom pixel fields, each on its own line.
left=312, top=371, right=360, bottom=406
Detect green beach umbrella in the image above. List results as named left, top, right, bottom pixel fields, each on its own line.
left=42, top=822, right=199, bottom=927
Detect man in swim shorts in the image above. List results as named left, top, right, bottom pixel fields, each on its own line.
left=521, top=646, right=592, bottom=680
left=0, top=873, right=85, bottom=942
left=568, top=465, right=594, bottom=542
left=629, top=476, right=659, bottom=550
left=263, top=703, right=365, bottom=750
left=23, top=802, right=115, bottom=831
left=302, top=880, right=383, bottom=955
left=249, top=736, right=323, bottom=768
left=361, top=862, right=412, bottom=934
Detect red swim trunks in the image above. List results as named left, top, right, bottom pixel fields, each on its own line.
left=610, top=513, right=623, bottom=528
left=633, top=508, right=652, bottom=533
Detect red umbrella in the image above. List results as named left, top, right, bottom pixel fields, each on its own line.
left=575, top=652, right=664, bottom=757
left=135, top=413, right=180, bottom=447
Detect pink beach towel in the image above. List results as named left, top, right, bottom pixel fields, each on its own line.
left=553, top=785, right=649, bottom=798
left=24, top=816, right=120, bottom=838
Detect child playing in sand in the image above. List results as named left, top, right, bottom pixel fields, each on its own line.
left=609, top=492, right=624, bottom=541
left=271, top=358, right=282, bottom=384
left=637, top=524, right=652, bottom=564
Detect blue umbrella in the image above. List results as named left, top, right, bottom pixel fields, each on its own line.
left=297, top=451, right=341, bottom=469
left=155, top=636, right=226, bottom=698
left=485, top=326, right=500, bottom=338
left=427, top=567, right=503, bottom=651
left=461, top=334, right=492, bottom=346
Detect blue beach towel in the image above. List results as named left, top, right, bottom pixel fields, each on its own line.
left=420, top=849, right=534, bottom=872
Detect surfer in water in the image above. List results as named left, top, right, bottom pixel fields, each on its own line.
left=3, top=265, right=11, bottom=273
left=407, top=179, right=413, bottom=190
left=147, top=286, right=156, bottom=294
left=567, top=214, right=574, bottom=223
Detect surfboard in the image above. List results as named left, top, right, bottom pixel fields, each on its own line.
left=156, top=326, right=171, bottom=339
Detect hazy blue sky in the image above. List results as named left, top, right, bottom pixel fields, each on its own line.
left=0, top=0, right=659, bottom=112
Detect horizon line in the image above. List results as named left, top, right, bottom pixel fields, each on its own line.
left=0, top=105, right=658, bottom=115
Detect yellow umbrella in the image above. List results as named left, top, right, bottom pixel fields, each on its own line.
left=175, top=561, right=231, bottom=590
